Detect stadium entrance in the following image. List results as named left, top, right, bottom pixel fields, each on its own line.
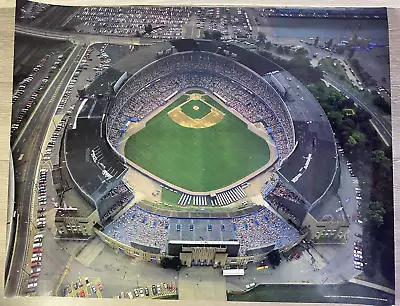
left=168, top=240, right=239, bottom=268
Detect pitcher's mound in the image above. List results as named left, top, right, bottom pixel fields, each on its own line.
left=193, top=106, right=200, bottom=110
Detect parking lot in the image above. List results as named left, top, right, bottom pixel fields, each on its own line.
left=58, top=241, right=179, bottom=299
left=11, top=49, right=71, bottom=141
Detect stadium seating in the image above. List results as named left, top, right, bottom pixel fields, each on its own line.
left=107, top=51, right=295, bottom=160
left=102, top=204, right=300, bottom=256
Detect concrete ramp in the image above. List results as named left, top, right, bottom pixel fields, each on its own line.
left=75, top=237, right=105, bottom=267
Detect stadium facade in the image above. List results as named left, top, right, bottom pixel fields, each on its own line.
left=57, top=39, right=348, bottom=267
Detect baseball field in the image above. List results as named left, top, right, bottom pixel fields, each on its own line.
left=124, top=90, right=271, bottom=192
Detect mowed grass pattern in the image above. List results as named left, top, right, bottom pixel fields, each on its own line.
left=181, top=100, right=211, bottom=119
left=124, top=94, right=270, bottom=192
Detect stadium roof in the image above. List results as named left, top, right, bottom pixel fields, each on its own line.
left=77, top=97, right=106, bottom=118
left=273, top=71, right=338, bottom=205
left=309, top=192, right=347, bottom=221
left=65, top=98, right=127, bottom=205
left=113, top=41, right=173, bottom=75
left=86, top=67, right=125, bottom=96
left=167, top=218, right=237, bottom=242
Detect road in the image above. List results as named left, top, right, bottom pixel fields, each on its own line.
left=15, top=24, right=161, bottom=46
left=6, top=43, right=86, bottom=297
left=323, top=75, right=392, bottom=145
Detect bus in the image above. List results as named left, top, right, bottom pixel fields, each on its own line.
left=222, top=269, right=245, bottom=276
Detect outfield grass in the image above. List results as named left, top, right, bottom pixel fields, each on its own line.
left=124, top=94, right=270, bottom=192
left=186, top=89, right=205, bottom=94
left=181, top=100, right=211, bottom=119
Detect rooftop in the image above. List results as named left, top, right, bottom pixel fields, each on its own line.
left=65, top=106, right=127, bottom=204
left=273, top=71, right=337, bottom=204
left=167, top=218, right=237, bottom=242
left=56, top=187, right=95, bottom=218
left=113, top=41, right=173, bottom=75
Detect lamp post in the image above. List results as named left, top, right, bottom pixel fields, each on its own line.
left=137, top=274, right=139, bottom=288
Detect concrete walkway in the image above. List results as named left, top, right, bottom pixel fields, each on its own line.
left=179, top=267, right=227, bottom=301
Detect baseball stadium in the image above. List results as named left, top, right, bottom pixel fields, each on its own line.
left=61, top=39, right=341, bottom=268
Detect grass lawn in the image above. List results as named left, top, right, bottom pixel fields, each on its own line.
left=180, top=100, right=211, bottom=119
left=124, top=94, right=270, bottom=192
left=161, top=188, right=182, bottom=205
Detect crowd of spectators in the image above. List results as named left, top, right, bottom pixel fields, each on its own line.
left=102, top=205, right=169, bottom=252
left=73, top=7, right=191, bottom=39
left=107, top=51, right=295, bottom=158
left=271, top=181, right=304, bottom=204
left=267, top=196, right=301, bottom=225
left=232, top=208, right=300, bottom=256
left=100, top=193, right=133, bottom=222
left=101, top=181, right=129, bottom=201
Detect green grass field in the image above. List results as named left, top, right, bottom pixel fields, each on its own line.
left=181, top=100, right=211, bottom=119
left=186, top=89, right=205, bottom=94
left=161, top=188, right=181, bottom=205
left=124, top=94, right=270, bottom=192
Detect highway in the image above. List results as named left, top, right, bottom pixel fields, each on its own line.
left=6, top=43, right=86, bottom=297
left=15, top=24, right=161, bottom=46
left=323, top=75, right=392, bottom=145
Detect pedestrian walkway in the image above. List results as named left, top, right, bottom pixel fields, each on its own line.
left=179, top=267, right=226, bottom=301
left=75, top=237, right=105, bottom=267
left=349, top=278, right=395, bottom=295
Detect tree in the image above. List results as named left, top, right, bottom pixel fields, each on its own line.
left=265, top=41, right=272, bottom=50
left=347, top=48, right=356, bottom=59
left=283, top=46, right=291, bottom=54
left=326, top=38, right=333, bottom=48
left=372, top=150, right=389, bottom=164
left=295, top=47, right=308, bottom=56
left=351, top=131, right=365, bottom=144
left=211, top=30, right=222, bottom=40
left=314, top=37, right=319, bottom=46
left=203, top=30, right=222, bottom=40
left=257, top=31, right=266, bottom=44
left=267, top=250, right=281, bottom=267
left=277, top=45, right=284, bottom=54
left=160, top=257, right=182, bottom=270
left=372, top=93, right=390, bottom=114
left=144, top=24, right=153, bottom=34
left=204, top=30, right=212, bottom=39
left=366, top=201, right=386, bottom=228
left=345, top=135, right=357, bottom=148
